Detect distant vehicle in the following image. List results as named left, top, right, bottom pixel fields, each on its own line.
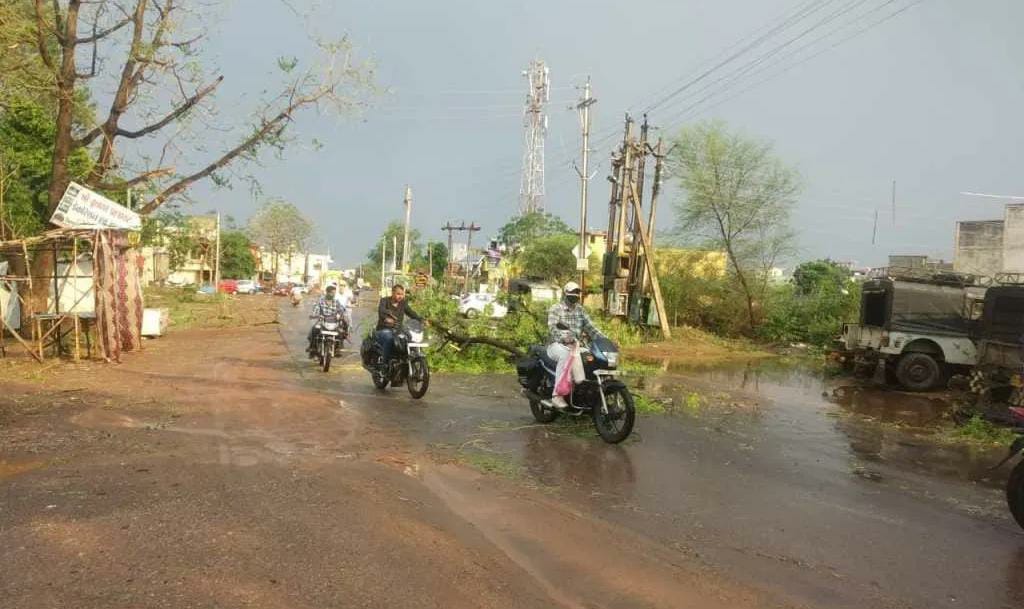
left=272, top=283, right=292, bottom=296
left=294, top=283, right=310, bottom=294
left=840, top=270, right=985, bottom=391
left=217, top=279, right=238, bottom=294
left=196, top=284, right=215, bottom=295
left=459, top=293, right=508, bottom=319
left=235, top=279, right=259, bottom=295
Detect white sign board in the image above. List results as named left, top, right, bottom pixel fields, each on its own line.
left=576, top=257, right=590, bottom=271
left=571, top=244, right=591, bottom=259
left=50, top=182, right=142, bottom=230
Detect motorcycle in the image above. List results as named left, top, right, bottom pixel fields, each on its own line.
left=360, top=320, right=431, bottom=399
left=516, top=330, right=636, bottom=444
left=313, top=314, right=347, bottom=372
left=998, top=407, right=1024, bottom=530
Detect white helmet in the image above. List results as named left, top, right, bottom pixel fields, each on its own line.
left=563, top=281, right=581, bottom=295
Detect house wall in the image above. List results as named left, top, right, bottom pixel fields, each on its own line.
left=1002, top=204, right=1024, bottom=273
left=954, top=220, right=1004, bottom=277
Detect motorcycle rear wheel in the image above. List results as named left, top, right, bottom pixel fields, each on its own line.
left=592, top=385, right=636, bottom=444
left=529, top=378, right=558, bottom=423
left=372, top=368, right=389, bottom=390
left=407, top=358, right=430, bottom=399
left=1008, top=460, right=1024, bottom=530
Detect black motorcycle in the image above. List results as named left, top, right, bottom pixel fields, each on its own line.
left=312, top=315, right=347, bottom=373
left=516, top=332, right=636, bottom=444
left=360, top=320, right=430, bottom=399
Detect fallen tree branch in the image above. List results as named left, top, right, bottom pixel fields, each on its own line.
left=433, top=323, right=524, bottom=359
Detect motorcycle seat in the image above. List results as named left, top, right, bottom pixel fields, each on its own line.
left=528, top=345, right=557, bottom=371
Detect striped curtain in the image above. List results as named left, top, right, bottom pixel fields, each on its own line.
left=94, top=230, right=144, bottom=362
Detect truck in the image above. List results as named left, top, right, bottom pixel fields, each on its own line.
left=969, top=281, right=1024, bottom=406
left=840, top=270, right=986, bottom=391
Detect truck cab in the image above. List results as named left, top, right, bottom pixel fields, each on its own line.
left=970, top=284, right=1024, bottom=404
left=841, top=271, right=985, bottom=391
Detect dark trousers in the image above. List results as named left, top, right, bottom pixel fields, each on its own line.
left=375, top=328, right=396, bottom=363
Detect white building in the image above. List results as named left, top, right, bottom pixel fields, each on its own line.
left=258, top=250, right=333, bottom=287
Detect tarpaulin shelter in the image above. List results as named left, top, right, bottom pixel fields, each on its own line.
left=0, top=228, right=144, bottom=362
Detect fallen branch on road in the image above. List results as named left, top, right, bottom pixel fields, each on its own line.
left=433, top=323, right=525, bottom=359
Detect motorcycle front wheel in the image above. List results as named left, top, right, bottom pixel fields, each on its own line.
left=592, top=385, right=636, bottom=444
left=1008, top=459, right=1024, bottom=530
left=407, top=358, right=430, bottom=399
left=322, top=342, right=332, bottom=372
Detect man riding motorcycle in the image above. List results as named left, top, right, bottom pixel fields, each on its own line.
left=375, top=284, right=423, bottom=366
left=308, top=284, right=347, bottom=357
left=545, top=281, right=605, bottom=410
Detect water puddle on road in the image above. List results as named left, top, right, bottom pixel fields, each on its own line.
left=630, top=357, right=1006, bottom=486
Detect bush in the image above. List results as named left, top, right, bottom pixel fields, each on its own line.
left=758, top=261, right=859, bottom=346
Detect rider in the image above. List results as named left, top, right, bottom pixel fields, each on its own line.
left=546, top=281, right=603, bottom=410
left=308, top=284, right=345, bottom=357
left=337, top=281, right=355, bottom=327
left=376, top=284, right=422, bottom=365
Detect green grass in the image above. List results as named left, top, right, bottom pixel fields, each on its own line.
left=457, top=450, right=524, bottom=479
left=633, top=393, right=667, bottom=414
left=946, top=415, right=1019, bottom=446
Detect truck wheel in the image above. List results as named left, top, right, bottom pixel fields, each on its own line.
left=895, top=352, right=942, bottom=391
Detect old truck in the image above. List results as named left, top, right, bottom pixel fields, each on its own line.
left=969, top=282, right=1024, bottom=405
left=841, top=271, right=986, bottom=391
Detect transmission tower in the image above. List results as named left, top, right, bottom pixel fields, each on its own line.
left=519, top=59, right=550, bottom=215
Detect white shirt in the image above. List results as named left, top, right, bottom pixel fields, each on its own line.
left=337, top=288, right=354, bottom=309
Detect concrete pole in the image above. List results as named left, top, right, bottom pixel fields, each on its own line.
left=214, top=212, right=221, bottom=289
left=402, top=186, right=412, bottom=272
left=576, top=77, right=595, bottom=289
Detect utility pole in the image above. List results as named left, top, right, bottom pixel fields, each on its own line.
left=441, top=222, right=458, bottom=279
left=872, top=208, right=879, bottom=245
left=214, top=212, right=221, bottom=290
left=891, top=179, right=896, bottom=227
left=392, top=235, right=398, bottom=273
left=575, top=77, right=596, bottom=288
left=402, top=185, right=412, bottom=272
left=427, top=243, right=433, bottom=280
left=640, top=138, right=665, bottom=293
left=463, top=222, right=481, bottom=293
left=380, top=240, right=387, bottom=295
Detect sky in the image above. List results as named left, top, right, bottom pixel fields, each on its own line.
left=177, top=0, right=1024, bottom=270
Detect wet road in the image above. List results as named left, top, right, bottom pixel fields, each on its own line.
left=287, top=296, right=1024, bottom=609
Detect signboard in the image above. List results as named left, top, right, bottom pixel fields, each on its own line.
left=414, top=272, right=429, bottom=289
left=576, top=257, right=590, bottom=271
left=571, top=244, right=591, bottom=259
left=50, top=182, right=142, bottom=230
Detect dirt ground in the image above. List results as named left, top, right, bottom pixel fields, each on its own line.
left=1, top=316, right=794, bottom=609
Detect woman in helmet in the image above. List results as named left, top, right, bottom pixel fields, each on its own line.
left=546, top=281, right=603, bottom=410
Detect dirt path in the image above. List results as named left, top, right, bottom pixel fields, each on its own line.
left=1, top=312, right=793, bottom=608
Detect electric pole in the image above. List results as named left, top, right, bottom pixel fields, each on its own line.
left=402, top=185, right=412, bottom=272
left=872, top=208, right=879, bottom=245
left=575, top=77, right=596, bottom=288
left=891, top=179, right=896, bottom=227
left=214, top=212, right=221, bottom=290
left=442, top=222, right=458, bottom=279
left=463, top=222, right=481, bottom=293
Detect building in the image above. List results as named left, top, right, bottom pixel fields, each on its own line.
left=954, top=203, right=1024, bottom=278
left=258, top=250, right=333, bottom=287
left=888, top=254, right=953, bottom=273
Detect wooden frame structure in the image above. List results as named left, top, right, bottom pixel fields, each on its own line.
left=0, top=228, right=100, bottom=362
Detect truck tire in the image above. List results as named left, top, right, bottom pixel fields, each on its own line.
left=895, top=352, right=942, bottom=391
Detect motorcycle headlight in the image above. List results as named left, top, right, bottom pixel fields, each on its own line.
left=605, top=351, right=619, bottom=368
left=324, top=322, right=338, bottom=331
left=409, top=331, right=424, bottom=342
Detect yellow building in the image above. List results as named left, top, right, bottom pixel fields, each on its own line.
left=653, top=248, right=728, bottom=279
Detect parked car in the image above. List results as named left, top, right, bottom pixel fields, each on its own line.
left=196, top=284, right=215, bottom=295
left=272, top=283, right=292, bottom=296
left=459, top=293, right=508, bottom=319
left=235, top=279, right=259, bottom=294
left=217, top=279, right=238, bottom=294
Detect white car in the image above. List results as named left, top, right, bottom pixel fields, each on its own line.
left=459, top=293, right=508, bottom=319
left=235, top=279, right=259, bottom=294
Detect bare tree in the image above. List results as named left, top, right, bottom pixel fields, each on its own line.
left=248, top=200, right=313, bottom=281
left=669, top=120, right=800, bottom=331
left=21, top=0, right=372, bottom=213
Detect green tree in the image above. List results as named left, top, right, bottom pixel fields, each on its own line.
left=669, top=120, right=800, bottom=332
left=0, top=99, right=92, bottom=237
left=520, top=234, right=577, bottom=284
left=219, top=231, right=257, bottom=279
left=497, top=211, right=572, bottom=248
left=760, top=259, right=859, bottom=346
left=792, top=259, right=849, bottom=296
left=367, top=221, right=422, bottom=269
left=412, top=242, right=448, bottom=280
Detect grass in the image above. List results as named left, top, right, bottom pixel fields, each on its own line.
left=633, top=393, right=667, bottom=414
left=945, top=415, right=1019, bottom=447
left=145, top=287, right=278, bottom=331
left=456, top=450, right=524, bottom=479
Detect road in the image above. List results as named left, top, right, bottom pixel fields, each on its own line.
left=2, top=294, right=1022, bottom=609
